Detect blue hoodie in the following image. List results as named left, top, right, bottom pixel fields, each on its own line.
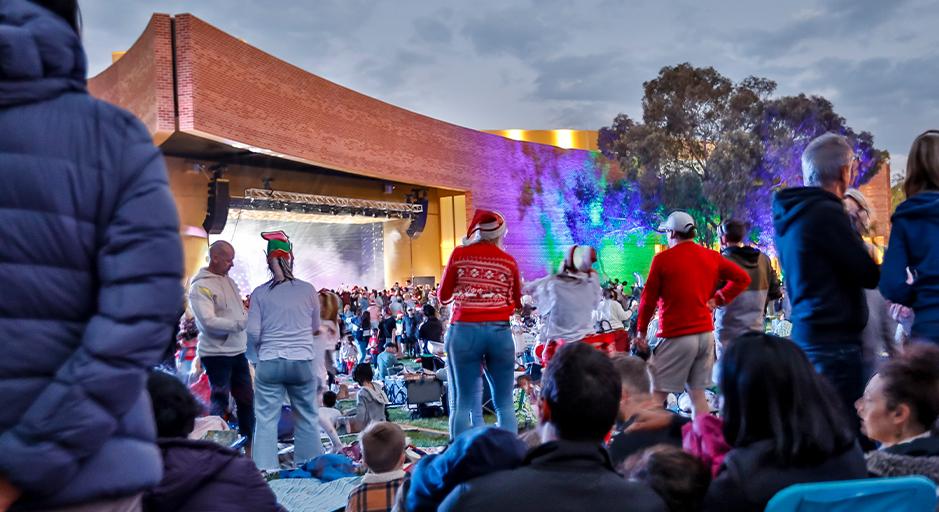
left=772, top=187, right=879, bottom=348
left=0, top=1, right=182, bottom=509
left=880, top=191, right=939, bottom=341
left=407, top=427, right=527, bottom=512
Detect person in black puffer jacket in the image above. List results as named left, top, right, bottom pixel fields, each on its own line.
left=145, top=372, right=285, bottom=512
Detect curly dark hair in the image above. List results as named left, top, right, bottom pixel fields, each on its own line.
left=147, top=371, right=201, bottom=438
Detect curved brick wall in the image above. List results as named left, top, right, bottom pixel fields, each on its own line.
left=87, top=14, right=176, bottom=144
left=90, top=14, right=614, bottom=278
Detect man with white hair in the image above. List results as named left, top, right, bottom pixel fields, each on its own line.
left=772, top=132, right=879, bottom=423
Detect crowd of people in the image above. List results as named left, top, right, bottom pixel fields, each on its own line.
left=2, top=1, right=939, bottom=511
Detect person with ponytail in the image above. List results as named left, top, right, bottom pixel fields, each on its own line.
left=439, top=210, right=523, bottom=437
left=246, top=231, right=324, bottom=470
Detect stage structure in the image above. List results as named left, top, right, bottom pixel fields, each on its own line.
left=89, top=13, right=675, bottom=288
left=214, top=190, right=424, bottom=291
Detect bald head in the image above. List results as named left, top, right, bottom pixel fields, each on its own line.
left=208, top=241, right=235, bottom=276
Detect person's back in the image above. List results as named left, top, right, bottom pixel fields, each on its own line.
left=715, top=240, right=781, bottom=345
left=440, top=343, right=665, bottom=512
left=247, top=278, right=320, bottom=359
left=881, top=190, right=939, bottom=341
left=639, top=242, right=748, bottom=339
left=0, top=2, right=183, bottom=509
left=376, top=347, right=398, bottom=379
left=773, top=187, right=879, bottom=346
left=540, top=272, right=602, bottom=342
left=703, top=438, right=865, bottom=511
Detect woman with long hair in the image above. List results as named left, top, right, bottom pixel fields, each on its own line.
left=703, top=333, right=866, bottom=511
left=439, top=210, right=522, bottom=437
left=880, top=130, right=939, bottom=343
left=246, top=231, right=323, bottom=470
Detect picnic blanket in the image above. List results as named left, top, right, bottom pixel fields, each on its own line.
left=269, top=476, right=361, bottom=512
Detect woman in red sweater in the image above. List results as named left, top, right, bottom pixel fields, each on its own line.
left=439, top=210, right=523, bottom=437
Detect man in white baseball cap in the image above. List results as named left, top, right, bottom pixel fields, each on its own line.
left=635, top=210, right=751, bottom=417
left=657, top=211, right=697, bottom=234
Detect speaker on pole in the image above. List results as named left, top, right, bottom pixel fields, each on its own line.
left=203, top=178, right=230, bottom=234
left=407, top=198, right=429, bottom=239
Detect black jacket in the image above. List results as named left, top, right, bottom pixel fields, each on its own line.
left=772, top=187, right=879, bottom=347
left=703, top=440, right=867, bottom=512
left=441, top=441, right=667, bottom=512
left=608, top=413, right=690, bottom=468
left=419, top=317, right=444, bottom=343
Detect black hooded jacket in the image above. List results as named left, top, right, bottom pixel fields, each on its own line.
left=772, top=187, right=879, bottom=347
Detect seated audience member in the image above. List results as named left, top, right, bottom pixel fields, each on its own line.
left=406, top=427, right=528, bottom=512
left=608, top=354, right=689, bottom=467
left=514, top=374, right=539, bottom=432
left=377, top=342, right=401, bottom=379
left=347, top=422, right=408, bottom=512
left=702, top=333, right=866, bottom=511
left=321, top=391, right=343, bottom=429
left=857, top=344, right=939, bottom=483
left=440, top=342, right=667, bottom=512
left=348, top=363, right=390, bottom=432
left=144, top=372, right=284, bottom=512
left=623, top=445, right=711, bottom=512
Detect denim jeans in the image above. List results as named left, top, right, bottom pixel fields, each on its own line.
left=252, top=358, right=323, bottom=470
left=446, top=321, right=517, bottom=437
left=802, top=344, right=864, bottom=431
left=201, top=353, right=255, bottom=439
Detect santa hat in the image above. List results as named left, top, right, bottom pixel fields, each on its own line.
left=261, top=230, right=292, bottom=259
left=561, top=245, right=597, bottom=274
left=463, top=209, right=507, bottom=246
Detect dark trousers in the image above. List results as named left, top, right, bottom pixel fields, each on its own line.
left=802, top=344, right=865, bottom=439
left=202, top=353, right=255, bottom=439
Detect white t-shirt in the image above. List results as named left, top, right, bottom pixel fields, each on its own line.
left=320, top=406, right=343, bottom=428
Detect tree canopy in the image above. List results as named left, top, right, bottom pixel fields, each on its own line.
left=599, top=63, right=888, bottom=247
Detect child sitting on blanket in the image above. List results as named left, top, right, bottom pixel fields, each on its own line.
left=346, top=422, right=407, bottom=512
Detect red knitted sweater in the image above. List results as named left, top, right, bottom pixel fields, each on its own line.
left=438, top=243, right=522, bottom=323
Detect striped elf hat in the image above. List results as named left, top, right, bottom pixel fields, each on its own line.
left=261, top=230, right=292, bottom=259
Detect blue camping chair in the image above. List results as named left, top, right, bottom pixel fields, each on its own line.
left=765, top=476, right=936, bottom=512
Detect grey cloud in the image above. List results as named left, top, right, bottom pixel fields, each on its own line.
left=413, top=16, right=452, bottom=44
left=739, top=0, right=913, bottom=59
left=461, top=7, right=569, bottom=60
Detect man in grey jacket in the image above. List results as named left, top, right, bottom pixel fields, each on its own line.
left=714, top=220, right=782, bottom=348
left=188, top=241, right=254, bottom=442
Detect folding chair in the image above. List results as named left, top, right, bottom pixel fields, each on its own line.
left=765, top=476, right=936, bottom=512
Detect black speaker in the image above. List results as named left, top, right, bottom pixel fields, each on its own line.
left=203, top=178, right=230, bottom=234
left=407, top=198, right=429, bottom=239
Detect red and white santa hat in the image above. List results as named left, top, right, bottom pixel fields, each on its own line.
left=463, top=209, right=507, bottom=245
left=561, top=244, right=597, bottom=275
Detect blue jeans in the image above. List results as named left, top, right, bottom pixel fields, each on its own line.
left=252, top=358, right=322, bottom=470
left=446, top=321, right=517, bottom=437
left=201, top=354, right=255, bottom=439
left=802, top=344, right=864, bottom=432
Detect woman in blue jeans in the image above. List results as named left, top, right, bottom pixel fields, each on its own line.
left=246, top=231, right=323, bottom=470
left=439, top=210, right=523, bottom=437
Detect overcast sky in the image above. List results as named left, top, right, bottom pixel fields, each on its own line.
left=82, top=0, right=939, bottom=178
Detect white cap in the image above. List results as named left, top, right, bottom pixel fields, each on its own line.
left=657, top=211, right=696, bottom=233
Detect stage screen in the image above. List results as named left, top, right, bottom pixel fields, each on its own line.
left=212, top=209, right=385, bottom=294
